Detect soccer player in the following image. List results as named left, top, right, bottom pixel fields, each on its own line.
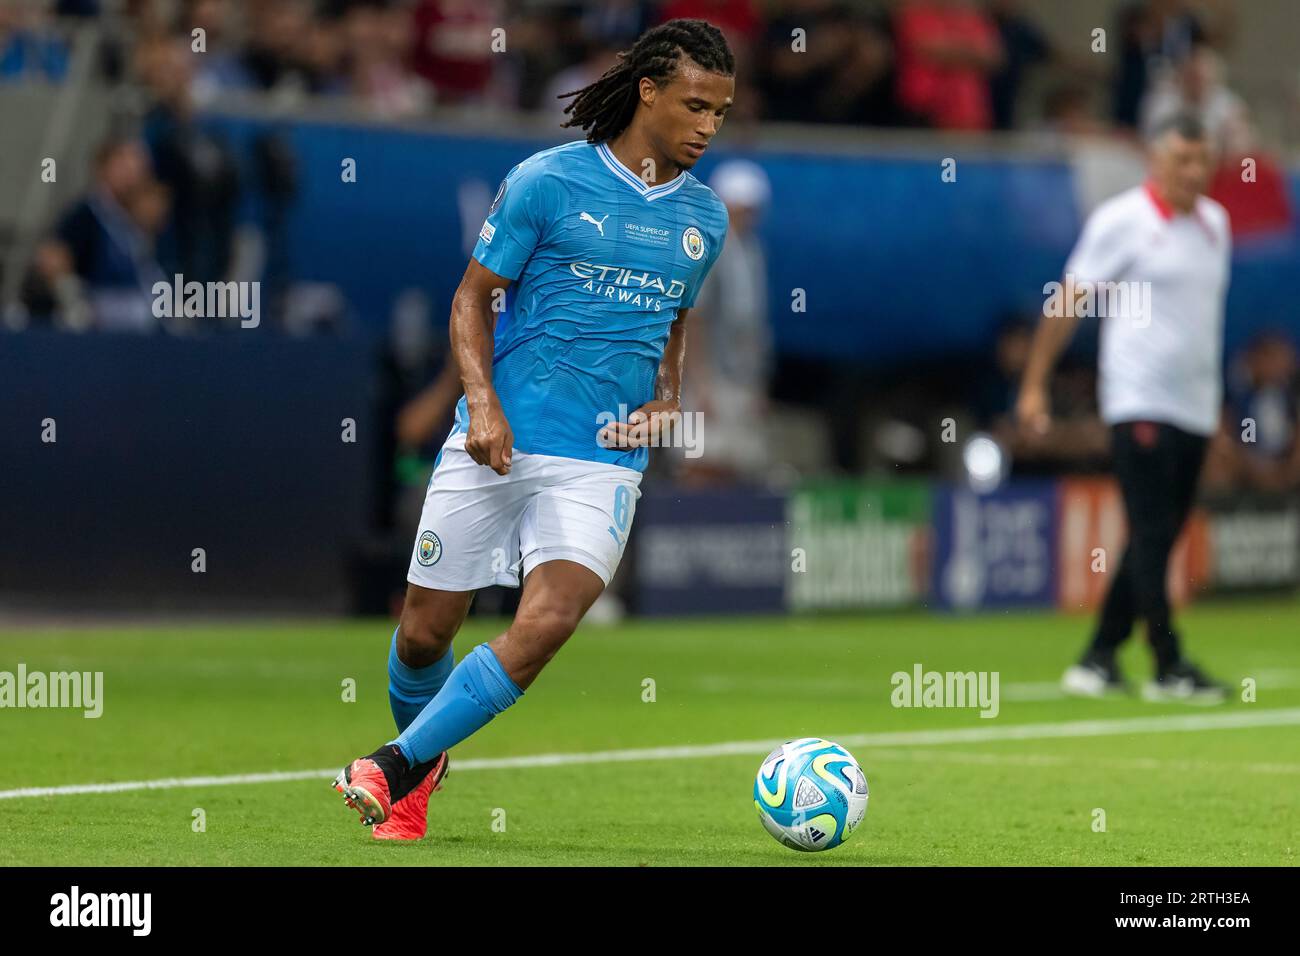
left=334, top=19, right=735, bottom=835
left=1016, top=113, right=1230, bottom=703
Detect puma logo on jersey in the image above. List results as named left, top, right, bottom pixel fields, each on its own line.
left=579, top=212, right=609, bottom=236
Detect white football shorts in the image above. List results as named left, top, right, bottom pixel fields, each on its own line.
left=406, top=432, right=642, bottom=591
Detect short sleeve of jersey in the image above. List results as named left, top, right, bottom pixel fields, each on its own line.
left=472, top=158, right=564, bottom=281
left=682, top=203, right=730, bottom=309
left=1064, top=200, right=1134, bottom=286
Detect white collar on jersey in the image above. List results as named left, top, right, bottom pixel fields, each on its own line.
left=595, top=142, right=687, bottom=202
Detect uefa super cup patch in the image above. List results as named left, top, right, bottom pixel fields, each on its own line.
left=682, top=226, right=705, bottom=260
left=417, top=530, right=442, bottom=566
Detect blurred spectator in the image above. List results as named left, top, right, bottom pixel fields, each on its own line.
left=138, top=36, right=241, bottom=288
left=583, top=0, right=654, bottom=47
left=297, top=12, right=347, bottom=95
left=341, top=0, right=427, bottom=118
left=0, top=2, right=70, bottom=83
left=1206, top=332, right=1300, bottom=493
left=185, top=0, right=257, bottom=103
left=494, top=6, right=575, bottom=112
left=660, top=0, right=762, bottom=65
left=759, top=0, right=855, bottom=124
left=1139, top=42, right=1246, bottom=150
left=181, top=0, right=344, bottom=100
left=236, top=0, right=318, bottom=96
left=125, top=177, right=172, bottom=242
left=986, top=0, right=1052, bottom=130
left=1111, top=0, right=1211, bottom=131
left=24, top=137, right=165, bottom=332
left=1039, top=82, right=1108, bottom=137
left=759, top=0, right=900, bottom=127
left=411, top=0, right=502, bottom=105
left=1206, top=112, right=1293, bottom=238
left=661, top=0, right=760, bottom=42
left=56, top=0, right=100, bottom=15
left=814, top=5, right=901, bottom=126
left=893, top=0, right=1004, bottom=131
left=683, top=159, right=772, bottom=485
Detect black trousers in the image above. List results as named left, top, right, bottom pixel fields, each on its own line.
left=1089, top=420, right=1208, bottom=670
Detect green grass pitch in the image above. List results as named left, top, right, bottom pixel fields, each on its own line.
left=1, top=600, right=1297, bottom=866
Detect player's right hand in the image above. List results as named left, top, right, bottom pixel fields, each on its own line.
left=1014, top=384, right=1052, bottom=436
left=465, top=402, right=514, bottom=475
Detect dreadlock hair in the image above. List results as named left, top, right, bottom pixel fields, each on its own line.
left=559, top=19, right=735, bottom=144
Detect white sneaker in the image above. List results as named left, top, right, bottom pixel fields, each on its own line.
left=1142, top=661, right=1226, bottom=704
left=1061, top=664, right=1108, bottom=698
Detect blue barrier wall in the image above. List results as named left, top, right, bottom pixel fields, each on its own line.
left=0, top=330, right=376, bottom=609
left=206, top=112, right=1300, bottom=365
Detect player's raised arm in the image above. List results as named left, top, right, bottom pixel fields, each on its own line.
left=451, top=258, right=514, bottom=475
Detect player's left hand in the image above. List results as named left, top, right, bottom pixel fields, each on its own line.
left=597, top=399, right=680, bottom=449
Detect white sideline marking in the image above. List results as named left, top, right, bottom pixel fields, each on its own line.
left=3, top=707, right=1299, bottom=801
left=863, top=748, right=1300, bottom=775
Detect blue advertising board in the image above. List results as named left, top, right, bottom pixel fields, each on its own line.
left=931, top=481, right=1059, bottom=611
left=633, top=487, right=787, bottom=616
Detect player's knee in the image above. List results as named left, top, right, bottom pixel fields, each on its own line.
left=397, top=608, right=459, bottom=667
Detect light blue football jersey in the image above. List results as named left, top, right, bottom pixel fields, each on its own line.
left=452, top=140, right=729, bottom=471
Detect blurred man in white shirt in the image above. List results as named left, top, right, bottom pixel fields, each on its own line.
left=1017, top=113, right=1231, bottom=703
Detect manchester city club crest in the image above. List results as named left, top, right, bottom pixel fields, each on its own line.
left=416, top=530, right=442, bottom=566
left=682, top=226, right=705, bottom=260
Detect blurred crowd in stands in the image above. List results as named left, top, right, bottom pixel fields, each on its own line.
left=4, top=0, right=1298, bottom=499
left=0, top=0, right=1262, bottom=134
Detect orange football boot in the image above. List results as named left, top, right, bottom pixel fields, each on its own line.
left=373, top=751, right=450, bottom=841
left=334, top=754, right=394, bottom=827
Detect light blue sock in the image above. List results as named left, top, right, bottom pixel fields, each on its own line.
left=390, top=643, right=522, bottom=765
left=387, top=628, right=455, bottom=733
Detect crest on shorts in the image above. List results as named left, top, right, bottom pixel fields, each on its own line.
left=417, top=530, right=442, bottom=566
left=682, top=226, right=705, bottom=261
